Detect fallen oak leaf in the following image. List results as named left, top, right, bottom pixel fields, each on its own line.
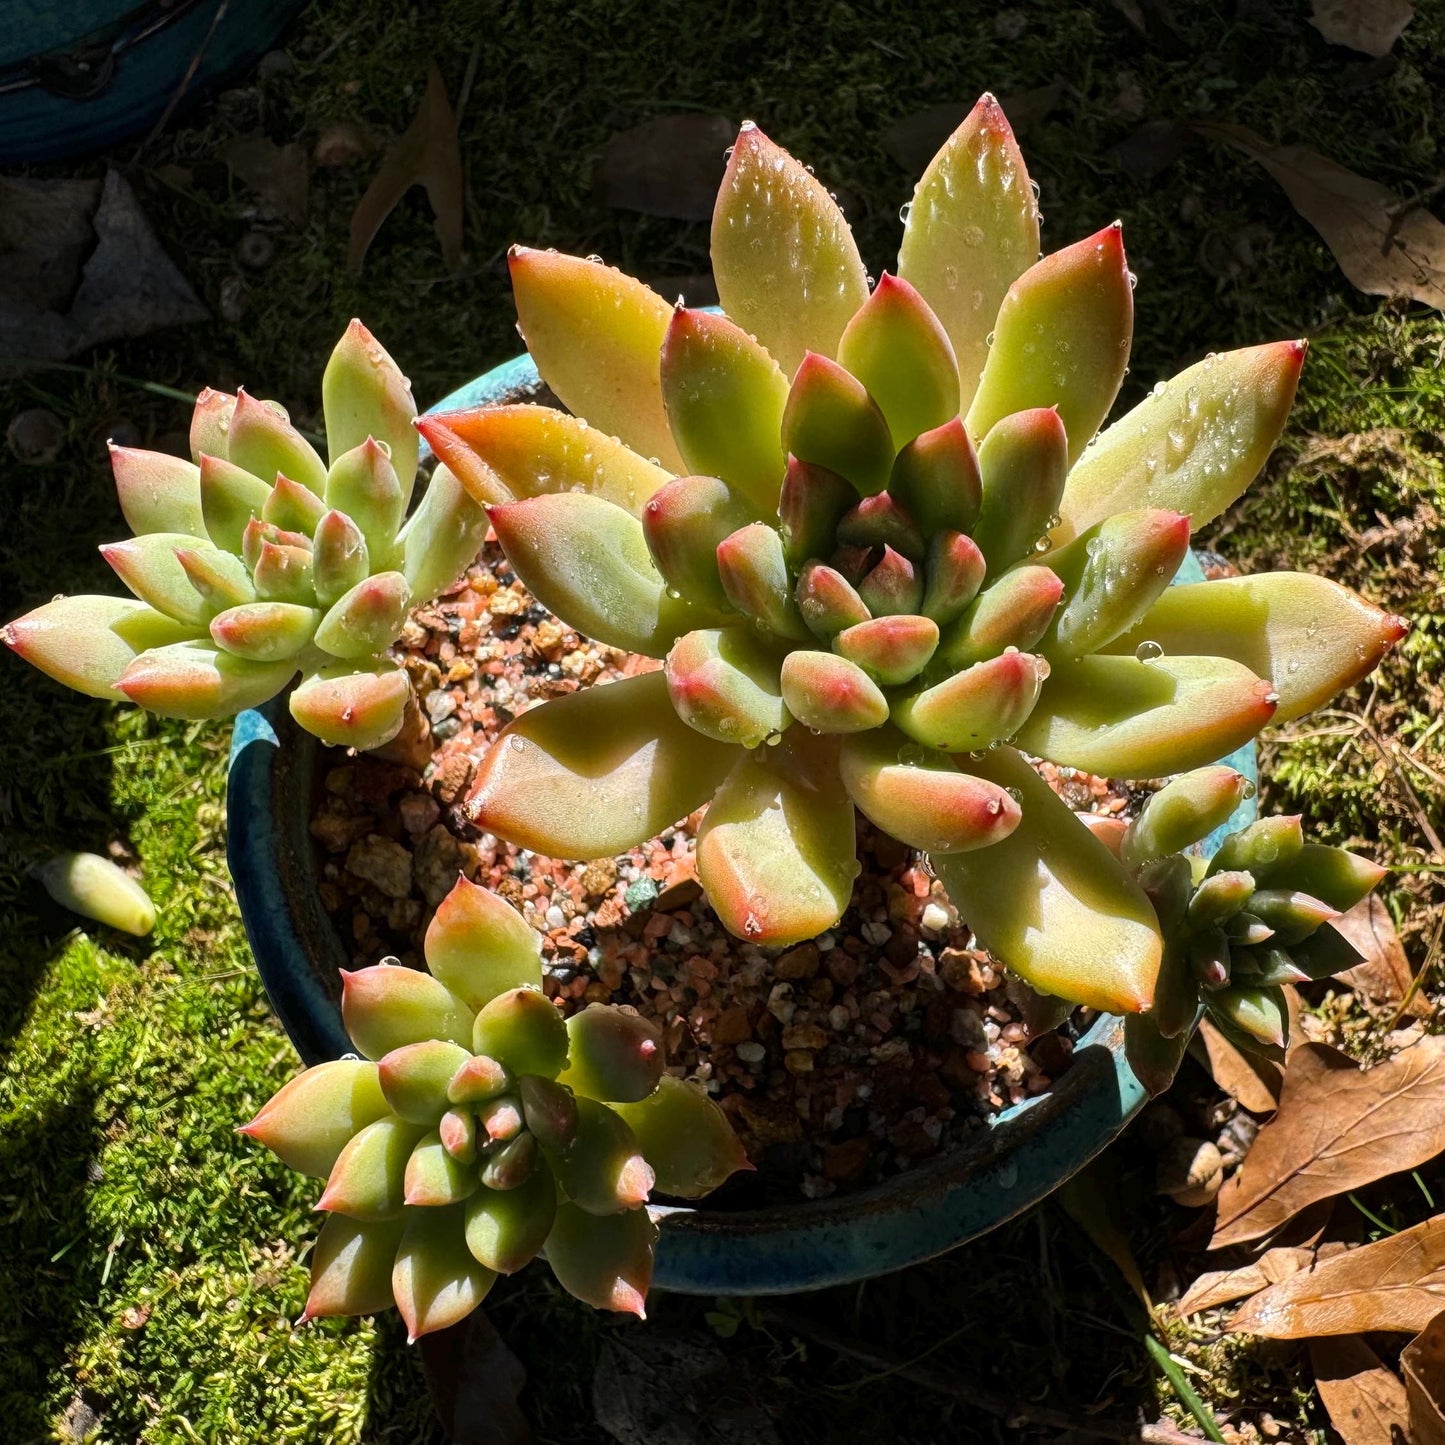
left=1199, top=123, right=1445, bottom=309
left=1309, top=1335, right=1411, bottom=1445
left=348, top=62, right=463, bottom=274
left=1211, top=1036, right=1445, bottom=1249
left=1192, top=1016, right=1280, bottom=1114
left=1332, top=896, right=1429, bottom=1016
left=1231, top=1215, right=1445, bottom=1338
left=1177, top=1246, right=1318, bottom=1316
left=1310, top=0, right=1414, bottom=58
left=224, top=133, right=310, bottom=227
left=1403, top=1309, right=1445, bottom=1445
left=592, top=114, right=735, bottom=221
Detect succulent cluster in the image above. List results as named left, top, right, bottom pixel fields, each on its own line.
left=1095, top=765, right=1387, bottom=1090
left=241, top=876, right=747, bottom=1334
left=419, top=96, right=1404, bottom=1013
left=3, top=322, right=488, bottom=751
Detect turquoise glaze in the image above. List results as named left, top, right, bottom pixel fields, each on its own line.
left=227, top=352, right=1258, bottom=1295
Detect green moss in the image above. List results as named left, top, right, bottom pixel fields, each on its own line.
left=2, top=0, right=1441, bottom=1438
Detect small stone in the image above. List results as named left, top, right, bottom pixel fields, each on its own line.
left=822, top=1135, right=871, bottom=1183
left=713, top=1007, right=751, bottom=1045
left=580, top=859, right=617, bottom=897
left=824, top=949, right=859, bottom=986
left=309, top=810, right=372, bottom=852
left=784, top=1049, right=815, bottom=1075
left=781, top=1023, right=828, bottom=1051
left=939, top=947, right=987, bottom=994
left=425, top=689, right=458, bottom=725
left=949, top=1008, right=988, bottom=1050
left=920, top=901, right=950, bottom=932
left=432, top=752, right=473, bottom=804
left=7, top=408, right=63, bottom=465
left=775, top=943, right=821, bottom=980
left=413, top=825, right=464, bottom=906
left=624, top=877, right=659, bottom=911
left=344, top=835, right=413, bottom=899
left=545, top=904, right=567, bottom=930
left=398, top=792, right=441, bottom=837
left=735, top=1040, right=766, bottom=1065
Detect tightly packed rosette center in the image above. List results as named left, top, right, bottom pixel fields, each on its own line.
left=418, top=95, right=1404, bottom=1017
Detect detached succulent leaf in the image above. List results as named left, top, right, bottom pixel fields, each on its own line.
left=711, top=122, right=869, bottom=377
left=898, top=94, right=1040, bottom=413
left=837, top=273, right=960, bottom=446
left=1057, top=342, right=1307, bottom=543
left=1017, top=654, right=1277, bottom=778
left=932, top=746, right=1162, bottom=1012
left=696, top=732, right=859, bottom=945
left=966, top=225, right=1133, bottom=465
left=661, top=307, right=789, bottom=512
left=467, top=671, right=737, bottom=859
left=38, top=851, right=156, bottom=936
left=510, top=247, right=683, bottom=471
left=1102, top=573, right=1407, bottom=723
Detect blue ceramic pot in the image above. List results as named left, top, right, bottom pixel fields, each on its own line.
left=0, top=0, right=305, bottom=164
left=227, top=352, right=1258, bottom=1295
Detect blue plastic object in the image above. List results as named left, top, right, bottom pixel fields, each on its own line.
left=228, top=352, right=1258, bottom=1295
left=0, top=1, right=304, bottom=164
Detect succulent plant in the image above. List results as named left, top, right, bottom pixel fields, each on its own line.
left=241, top=875, right=748, bottom=1335
left=1093, top=764, right=1388, bottom=1091
left=3, top=323, right=488, bottom=752
left=419, top=96, right=1404, bottom=1013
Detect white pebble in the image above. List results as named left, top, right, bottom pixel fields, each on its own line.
left=736, top=1041, right=766, bottom=1064
left=544, top=904, right=566, bottom=930
left=920, top=901, right=950, bottom=932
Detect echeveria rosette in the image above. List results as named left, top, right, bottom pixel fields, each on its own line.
left=419, top=96, right=1405, bottom=1014
left=1084, top=766, right=1390, bottom=1092
left=240, top=875, right=748, bottom=1336
left=2, top=322, right=489, bottom=752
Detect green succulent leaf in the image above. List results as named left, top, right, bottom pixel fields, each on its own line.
left=715, top=522, right=810, bottom=639
left=404, top=1131, right=481, bottom=1206
left=837, top=273, right=959, bottom=446
left=833, top=614, right=939, bottom=686
left=779, top=650, right=889, bottom=733
left=312, top=510, right=370, bottom=606
left=965, top=225, right=1133, bottom=466
left=465, top=1166, right=556, bottom=1274
left=889, top=418, right=983, bottom=539
left=1, top=595, right=145, bottom=699
left=711, top=122, right=869, bottom=378
left=1017, top=654, right=1278, bottom=778
left=611, top=1076, right=752, bottom=1199
left=323, top=319, right=420, bottom=506
left=1252, top=843, right=1386, bottom=913
left=302, top=1213, right=405, bottom=1322
left=340, top=963, right=473, bottom=1059
left=1056, top=341, right=1307, bottom=543
left=314, top=571, right=411, bottom=659
left=471, top=987, right=569, bottom=1080
left=838, top=726, right=1021, bottom=853
left=424, top=875, right=543, bottom=1011
left=644, top=474, right=759, bottom=611
left=251, top=540, right=314, bottom=605
left=115, top=642, right=295, bottom=719
left=1101, top=573, right=1407, bottom=724
left=199, top=454, right=272, bottom=552
left=891, top=650, right=1047, bottom=751
left=664, top=626, right=791, bottom=749
left=781, top=352, right=895, bottom=496
left=110, top=445, right=206, bottom=537
left=510, top=246, right=684, bottom=472
left=176, top=547, right=256, bottom=612
left=210, top=601, right=320, bottom=662
left=317, top=1115, right=428, bottom=1221
left=696, top=731, right=859, bottom=946
left=289, top=662, right=410, bottom=750
left=898, top=94, right=1040, bottom=414
left=661, top=307, right=789, bottom=512
left=972, top=407, right=1070, bottom=575
left=263, top=475, right=327, bottom=536
left=488, top=492, right=720, bottom=657
left=101, top=533, right=216, bottom=626
left=779, top=459, right=858, bottom=569
left=419, top=404, right=674, bottom=519
left=392, top=1203, right=497, bottom=1342
left=920, top=530, right=987, bottom=627
left=467, top=670, right=738, bottom=860
left=1120, top=765, right=1250, bottom=868
left=545, top=1199, right=656, bottom=1317
left=936, top=564, right=1063, bottom=669
left=108, top=603, right=205, bottom=653
left=188, top=388, right=236, bottom=464
left=239, top=1060, right=391, bottom=1178
left=378, top=1040, right=475, bottom=1125
left=1207, top=815, right=1305, bottom=879
left=325, top=437, right=405, bottom=564
left=932, top=745, right=1162, bottom=1013
left=228, top=389, right=328, bottom=493
left=546, top=1096, right=654, bottom=1216
left=399, top=465, right=501, bottom=618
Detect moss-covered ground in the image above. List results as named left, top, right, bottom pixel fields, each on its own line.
left=2, top=1, right=1441, bottom=1439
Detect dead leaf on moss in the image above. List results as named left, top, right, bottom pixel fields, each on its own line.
left=1231, top=1216, right=1445, bottom=1338
left=1333, top=895, right=1428, bottom=1014
left=592, top=114, right=734, bottom=220
left=1201, top=123, right=1445, bottom=309
left=348, top=63, right=463, bottom=274
left=1211, top=1037, right=1445, bottom=1249
left=1310, top=0, right=1414, bottom=57
left=1403, top=1310, right=1445, bottom=1445
left=1309, top=1335, right=1411, bottom=1445
left=224, top=134, right=310, bottom=227
left=1194, top=1017, right=1280, bottom=1113
left=1177, top=1246, right=1317, bottom=1315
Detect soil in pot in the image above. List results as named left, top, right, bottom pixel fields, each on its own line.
left=304, top=538, right=1182, bottom=1206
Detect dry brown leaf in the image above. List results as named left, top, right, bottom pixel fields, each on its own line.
left=1310, top=0, right=1414, bottom=57
left=224, top=134, right=310, bottom=227
left=1195, top=1017, right=1280, bottom=1113
left=1202, top=123, right=1445, bottom=309
left=1177, top=1246, right=1317, bottom=1315
left=592, top=114, right=735, bottom=221
left=1211, top=1037, right=1445, bottom=1249
left=1309, top=1335, right=1411, bottom=1445
left=348, top=63, right=463, bottom=274
left=1404, top=1310, right=1445, bottom=1445
left=1231, top=1216, right=1445, bottom=1338
left=1334, top=896, right=1428, bottom=1015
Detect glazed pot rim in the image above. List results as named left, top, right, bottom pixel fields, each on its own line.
left=225, top=351, right=1259, bottom=1294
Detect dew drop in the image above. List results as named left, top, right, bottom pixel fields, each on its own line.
left=898, top=201, right=913, bottom=224
left=1242, top=779, right=1257, bottom=799
left=1134, top=639, right=1163, bottom=663
left=509, top=735, right=526, bottom=752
